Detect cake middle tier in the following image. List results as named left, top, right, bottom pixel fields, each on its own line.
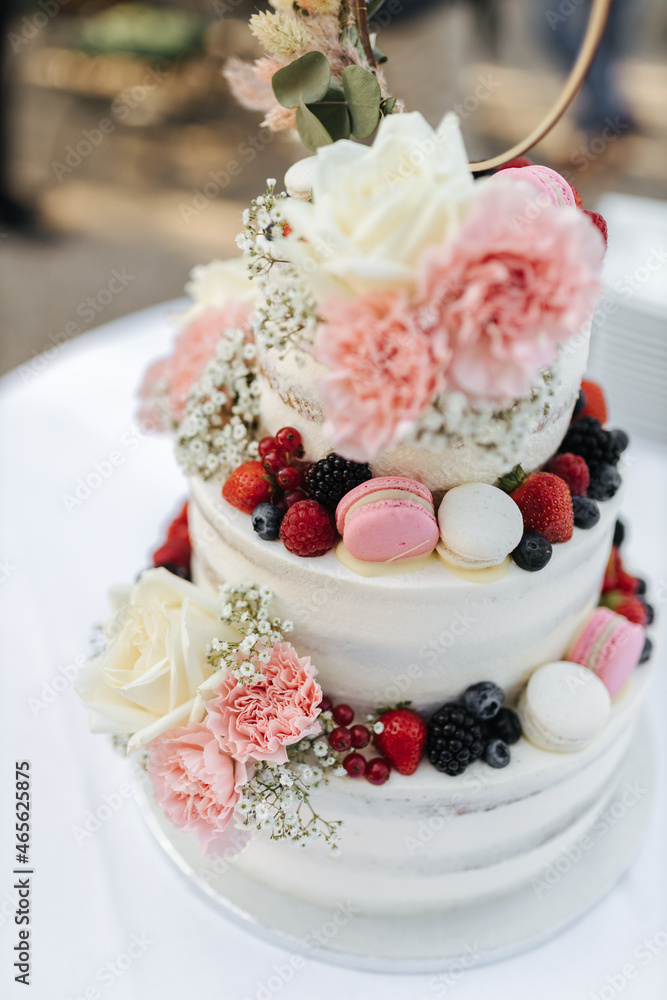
left=189, top=475, right=620, bottom=711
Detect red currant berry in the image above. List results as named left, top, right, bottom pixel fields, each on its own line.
left=350, top=724, right=371, bottom=749
left=262, top=449, right=286, bottom=475
left=328, top=726, right=352, bottom=752
left=319, top=695, right=333, bottom=713
left=275, top=427, right=303, bottom=451
left=343, top=753, right=366, bottom=777
left=276, top=466, right=302, bottom=490
left=365, top=758, right=391, bottom=785
left=285, top=489, right=308, bottom=508
left=273, top=499, right=288, bottom=515
left=332, top=703, right=354, bottom=727
left=258, top=436, right=276, bottom=458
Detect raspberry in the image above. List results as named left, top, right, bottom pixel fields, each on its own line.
left=495, top=156, right=533, bottom=171
left=578, top=379, right=608, bottom=425
left=569, top=182, right=583, bottom=209
left=547, top=453, right=590, bottom=497
left=279, top=499, right=336, bottom=557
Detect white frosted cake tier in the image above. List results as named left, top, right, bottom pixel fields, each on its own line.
left=232, top=665, right=651, bottom=915
left=189, top=473, right=621, bottom=712
left=256, top=327, right=590, bottom=491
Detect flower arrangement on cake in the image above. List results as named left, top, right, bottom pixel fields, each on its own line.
left=77, top=0, right=658, bottom=914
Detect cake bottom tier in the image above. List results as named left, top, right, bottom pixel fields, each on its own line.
left=233, top=668, right=651, bottom=916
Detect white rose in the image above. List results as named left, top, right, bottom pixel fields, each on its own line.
left=177, top=257, right=256, bottom=325
left=75, top=568, right=239, bottom=753
left=280, top=112, right=474, bottom=298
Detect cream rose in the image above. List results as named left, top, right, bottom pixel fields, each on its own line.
left=75, top=568, right=239, bottom=753
left=178, top=257, right=256, bottom=326
left=281, top=112, right=474, bottom=298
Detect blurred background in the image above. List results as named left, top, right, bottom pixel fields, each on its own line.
left=0, top=0, right=665, bottom=435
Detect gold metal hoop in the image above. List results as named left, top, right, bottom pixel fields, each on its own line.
left=469, top=0, right=612, bottom=172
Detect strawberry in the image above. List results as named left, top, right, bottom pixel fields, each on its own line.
left=500, top=466, right=573, bottom=543
left=601, top=591, right=648, bottom=627
left=579, top=378, right=608, bottom=425
left=584, top=210, right=608, bottom=250
left=153, top=502, right=191, bottom=574
left=495, top=156, right=533, bottom=172
left=373, top=708, right=427, bottom=776
left=546, top=452, right=590, bottom=497
left=617, top=567, right=640, bottom=595
left=569, top=182, right=584, bottom=209
left=222, top=461, right=273, bottom=514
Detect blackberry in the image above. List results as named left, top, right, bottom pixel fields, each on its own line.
left=304, top=453, right=372, bottom=510
left=559, top=416, right=623, bottom=479
left=427, top=704, right=484, bottom=776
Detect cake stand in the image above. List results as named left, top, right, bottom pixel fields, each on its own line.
left=134, top=723, right=654, bottom=973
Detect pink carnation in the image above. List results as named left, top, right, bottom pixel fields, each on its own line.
left=314, top=291, right=449, bottom=462
left=147, top=723, right=248, bottom=850
left=418, top=180, right=604, bottom=405
left=138, top=302, right=252, bottom=429
left=205, top=642, right=322, bottom=765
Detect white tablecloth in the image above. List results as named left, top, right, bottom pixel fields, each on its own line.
left=1, top=303, right=666, bottom=1000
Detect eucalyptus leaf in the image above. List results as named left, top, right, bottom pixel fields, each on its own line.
left=342, top=65, right=381, bottom=139
left=295, top=103, right=334, bottom=151
left=373, top=45, right=387, bottom=64
left=381, top=96, right=397, bottom=115
left=309, top=87, right=351, bottom=143
left=272, top=51, right=331, bottom=110
left=367, top=0, right=387, bottom=18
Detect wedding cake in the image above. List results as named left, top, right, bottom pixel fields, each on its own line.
left=76, top=0, right=656, bottom=928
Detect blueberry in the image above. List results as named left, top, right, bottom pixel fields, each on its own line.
left=610, top=428, right=629, bottom=454
left=643, top=602, right=655, bottom=626
left=635, top=577, right=646, bottom=596
left=463, top=681, right=505, bottom=721
left=639, top=637, right=653, bottom=664
left=251, top=502, right=283, bottom=540
left=588, top=464, right=622, bottom=501
left=484, top=738, right=510, bottom=768
left=572, top=495, right=600, bottom=529
left=613, top=519, right=626, bottom=548
left=511, top=531, right=553, bottom=572
left=573, top=389, right=586, bottom=418
left=486, top=707, right=522, bottom=745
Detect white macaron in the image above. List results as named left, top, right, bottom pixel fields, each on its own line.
left=284, top=157, right=317, bottom=201
left=518, top=661, right=611, bottom=753
left=437, top=483, right=524, bottom=570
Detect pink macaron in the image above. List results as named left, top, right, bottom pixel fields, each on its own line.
left=497, top=164, right=576, bottom=207
left=567, top=606, right=645, bottom=698
left=335, top=477, right=439, bottom=563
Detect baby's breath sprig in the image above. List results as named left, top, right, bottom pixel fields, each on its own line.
left=207, top=583, right=294, bottom=685
left=253, top=272, right=320, bottom=359
left=175, top=326, right=261, bottom=480
left=237, top=742, right=344, bottom=850
left=236, top=181, right=289, bottom=279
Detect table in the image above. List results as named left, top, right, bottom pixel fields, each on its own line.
left=1, top=303, right=666, bottom=1000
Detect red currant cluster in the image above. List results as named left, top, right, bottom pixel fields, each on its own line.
left=319, top=696, right=390, bottom=786
left=258, top=426, right=308, bottom=512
